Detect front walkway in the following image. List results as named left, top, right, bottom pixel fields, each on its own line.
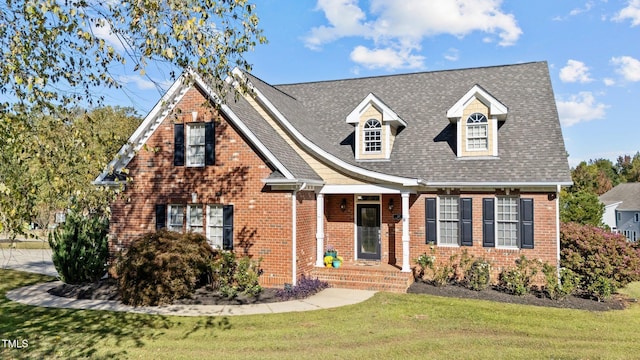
left=6, top=282, right=376, bottom=317
left=2, top=249, right=377, bottom=316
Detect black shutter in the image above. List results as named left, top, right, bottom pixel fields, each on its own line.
left=482, top=198, right=495, bottom=247
left=520, top=198, right=534, bottom=249
left=460, top=198, right=473, bottom=246
left=205, top=122, right=215, bottom=166
left=155, top=204, right=166, bottom=230
left=174, top=124, right=185, bottom=166
left=222, top=205, right=234, bottom=250
left=425, top=198, right=436, bottom=244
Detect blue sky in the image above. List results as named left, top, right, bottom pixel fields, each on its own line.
left=108, top=0, right=640, bottom=168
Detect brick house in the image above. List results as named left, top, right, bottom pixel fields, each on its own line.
left=95, top=61, right=572, bottom=292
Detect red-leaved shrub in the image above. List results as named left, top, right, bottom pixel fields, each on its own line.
left=561, top=222, right=640, bottom=299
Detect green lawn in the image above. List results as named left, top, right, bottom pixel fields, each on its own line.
left=2, top=269, right=639, bottom=359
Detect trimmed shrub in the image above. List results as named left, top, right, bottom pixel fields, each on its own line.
left=542, top=263, right=579, bottom=300
left=210, top=251, right=263, bottom=298
left=464, top=258, right=491, bottom=291
left=560, top=222, right=640, bottom=299
left=48, top=210, right=109, bottom=284
left=276, top=275, right=329, bottom=301
left=498, top=256, right=540, bottom=296
left=116, top=230, right=216, bottom=306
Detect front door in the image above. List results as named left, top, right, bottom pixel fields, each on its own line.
left=357, top=204, right=381, bottom=260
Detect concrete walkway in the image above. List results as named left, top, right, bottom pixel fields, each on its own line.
left=2, top=249, right=376, bottom=316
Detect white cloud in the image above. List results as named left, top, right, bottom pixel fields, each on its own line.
left=444, top=48, right=459, bottom=62
left=91, top=19, right=125, bottom=52
left=350, top=46, right=425, bottom=70
left=119, top=75, right=172, bottom=91
left=305, top=0, right=522, bottom=70
left=559, top=60, right=593, bottom=83
left=611, top=56, right=640, bottom=81
left=613, top=0, right=640, bottom=26
left=569, top=2, right=594, bottom=16
left=604, top=78, right=615, bottom=86
left=556, top=92, right=608, bottom=127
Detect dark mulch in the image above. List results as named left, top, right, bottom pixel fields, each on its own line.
left=47, top=278, right=281, bottom=306
left=408, top=281, right=634, bottom=311
left=49, top=279, right=636, bottom=311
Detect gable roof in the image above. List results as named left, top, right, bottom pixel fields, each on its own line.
left=600, top=183, right=640, bottom=210
left=95, top=71, right=322, bottom=185
left=240, top=61, right=572, bottom=186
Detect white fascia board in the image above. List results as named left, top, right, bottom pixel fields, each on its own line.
left=320, top=184, right=416, bottom=195
left=233, top=69, right=420, bottom=186
left=190, top=70, right=296, bottom=180
left=346, top=93, right=407, bottom=127
left=447, top=84, right=508, bottom=120
left=424, top=181, right=573, bottom=188
left=95, top=75, right=188, bottom=184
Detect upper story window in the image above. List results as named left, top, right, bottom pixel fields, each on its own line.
left=635, top=213, right=639, bottom=222
left=363, top=119, right=381, bottom=153
left=466, top=113, right=488, bottom=151
left=187, top=123, right=206, bottom=166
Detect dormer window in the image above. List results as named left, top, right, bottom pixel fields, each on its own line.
left=364, top=119, right=382, bottom=153
left=466, top=113, right=488, bottom=151
left=346, top=93, right=407, bottom=160
left=446, top=85, right=508, bottom=158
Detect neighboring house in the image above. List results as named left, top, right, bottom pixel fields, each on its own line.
left=600, top=183, right=640, bottom=242
left=95, top=61, right=572, bottom=292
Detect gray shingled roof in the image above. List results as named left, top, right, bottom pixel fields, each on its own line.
left=239, top=62, right=571, bottom=184
left=225, top=93, right=322, bottom=182
left=600, top=183, right=640, bottom=210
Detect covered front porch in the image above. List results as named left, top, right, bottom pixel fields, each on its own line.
left=311, top=185, right=418, bottom=292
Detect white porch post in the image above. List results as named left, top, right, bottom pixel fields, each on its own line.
left=316, top=193, right=325, bottom=267
left=401, top=192, right=411, bottom=272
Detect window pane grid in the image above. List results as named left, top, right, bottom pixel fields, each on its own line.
left=207, top=205, right=223, bottom=249
left=466, top=113, right=488, bottom=151
left=187, top=124, right=205, bottom=166
left=439, top=197, right=459, bottom=245
left=189, top=205, right=203, bottom=233
left=364, top=119, right=381, bottom=153
left=168, top=205, right=184, bottom=232
left=497, top=197, right=518, bottom=247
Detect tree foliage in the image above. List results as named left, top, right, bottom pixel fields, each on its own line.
left=616, top=152, right=640, bottom=183
left=559, top=189, right=604, bottom=226
left=1, top=0, right=266, bottom=111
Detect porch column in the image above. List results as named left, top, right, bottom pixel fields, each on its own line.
left=401, top=192, right=411, bottom=272
left=315, top=193, right=325, bottom=267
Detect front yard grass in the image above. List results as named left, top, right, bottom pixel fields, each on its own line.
left=2, top=269, right=640, bottom=359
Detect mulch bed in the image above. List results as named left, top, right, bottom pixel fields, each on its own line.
left=408, top=281, right=634, bottom=311
left=48, top=278, right=636, bottom=311
left=47, top=278, right=282, bottom=306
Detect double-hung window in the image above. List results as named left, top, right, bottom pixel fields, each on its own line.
left=439, top=196, right=459, bottom=245
left=466, top=113, right=488, bottom=151
left=206, top=205, right=224, bottom=249
left=483, top=197, right=534, bottom=249
left=363, top=119, right=381, bottom=153
left=496, top=197, right=519, bottom=247
left=187, top=123, right=206, bottom=167
left=187, top=205, right=203, bottom=233
left=168, top=205, right=185, bottom=232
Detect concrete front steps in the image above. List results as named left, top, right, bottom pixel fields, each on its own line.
left=311, top=262, right=414, bottom=293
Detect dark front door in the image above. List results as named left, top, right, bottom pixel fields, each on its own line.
left=357, top=204, right=381, bottom=260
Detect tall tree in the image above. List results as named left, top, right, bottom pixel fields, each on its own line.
left=559, top=189, right=605, bottom=227
left=616, top=152, right=640, bottom=183
left=0, top=0, right=265, bottom=238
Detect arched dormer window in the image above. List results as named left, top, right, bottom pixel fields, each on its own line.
left=363, top=119, right=382, bottom=153
left=466, top=113, right=488, bottom=150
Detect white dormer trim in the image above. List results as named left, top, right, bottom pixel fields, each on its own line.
left=346, top=93, right=407, bottom=127
left=446, top=84, right=508, bottom=122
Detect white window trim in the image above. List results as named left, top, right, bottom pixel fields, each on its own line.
left=186, top=123, right=206, bottom=167
left=167, top=204, right=185, bottom=232
left=206, top=204, right=224, bottom=249
left=495, top=196, right=519, bottom=249
left=363, top=119, right=382, bottom=154
left=437, top=196, right=460, bottom=247
left=186, top=204, right=203, bottom=233
left=466, top=113, right=489, bottom=152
